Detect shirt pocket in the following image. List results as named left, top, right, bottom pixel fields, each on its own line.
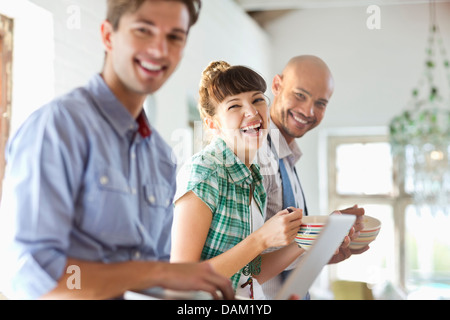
left=141, top=183, right=174, bottom=245
left=96, top=167, right=131, bottom=194
left=80, top=166, right=139, bottom=245
left=143, top=183, right=173, bottom=208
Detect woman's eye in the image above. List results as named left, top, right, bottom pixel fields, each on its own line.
left=228, top=104, right=240, bottom=110
left=253, top=98, right=265, bottom=104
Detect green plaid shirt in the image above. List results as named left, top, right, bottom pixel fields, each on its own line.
left=176, top=137, right=266, bottom=290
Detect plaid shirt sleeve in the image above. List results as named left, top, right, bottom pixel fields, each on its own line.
left=186, top=159, right=220, bottom=213
left=174, top=154, right=218, bottom=209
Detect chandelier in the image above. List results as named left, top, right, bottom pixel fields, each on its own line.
left=389, top=1, right=450, bottom=216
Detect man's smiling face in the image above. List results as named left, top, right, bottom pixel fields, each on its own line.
left=270, top=57, right=334, bottom=144
left=104, top=0, right=190, bottom=95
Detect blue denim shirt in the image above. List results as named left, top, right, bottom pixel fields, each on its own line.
left=0, top=74, right=176, bottom=299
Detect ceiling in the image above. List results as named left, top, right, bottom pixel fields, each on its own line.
left=234, top=0, right=448, bottom=26
left=235, top=0, right=442, bottom=11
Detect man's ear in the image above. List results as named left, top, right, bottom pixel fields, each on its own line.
left=271, top=74, right=283, bottom=96
left=101, top=20, right=114, bottom=52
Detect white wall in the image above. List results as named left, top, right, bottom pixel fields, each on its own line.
left=0, top=0, right=55, bottom=135
left=264, top=2, right=450, bottom=214
left=19, top=0, right=271, bottom=160
left=29, top=0, right=106, bottom=96
left=152, top=0, right=271, bottom=159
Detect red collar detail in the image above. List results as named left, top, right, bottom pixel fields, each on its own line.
left=136, top=112, right=152, bottom=138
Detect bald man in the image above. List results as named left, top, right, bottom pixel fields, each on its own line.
left=259, top=55, right=367, bottom=299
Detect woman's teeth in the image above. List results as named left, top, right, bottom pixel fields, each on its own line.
left=241, top=123, right=261, bottom=133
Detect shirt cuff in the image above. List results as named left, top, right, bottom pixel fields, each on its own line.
left=2, top=252, right=62, bottom=299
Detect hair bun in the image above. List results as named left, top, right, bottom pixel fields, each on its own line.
left=200, top=60, right=231, bottom=88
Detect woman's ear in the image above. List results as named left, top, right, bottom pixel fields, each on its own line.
left=204, top=117, right=220, bottom=134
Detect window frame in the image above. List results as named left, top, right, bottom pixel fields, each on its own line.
left=324, top=128, right=411, bottom=293
left=0, top=13, right=13, bottom=199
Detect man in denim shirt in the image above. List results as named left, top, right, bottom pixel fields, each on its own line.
left=0, top=0, right=233, bottom=300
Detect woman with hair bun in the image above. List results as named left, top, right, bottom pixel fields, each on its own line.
left=171, top=61, right=304, bottom=299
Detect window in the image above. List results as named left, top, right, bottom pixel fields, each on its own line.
left=326, top=131, right=450, bottom=299
left=405, top=205, right=450, bottom=299
left=327, top=134, right=397, bottom=297
left=335, top=142, right=394, bottom=196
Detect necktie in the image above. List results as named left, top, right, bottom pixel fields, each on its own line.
left=279, top=158, right=296, bottom=209
left=278, top=158, right=311, bottom=300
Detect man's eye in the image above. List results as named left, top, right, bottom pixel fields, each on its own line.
left=316, top=102, right=327, bottom=109
left=296, top=93, right=306, bottom=100
left=168, top=34, right=186, bottom=43
left=135, top=27, right=151, bottom=36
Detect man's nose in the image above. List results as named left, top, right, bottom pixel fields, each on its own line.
left=148, top=34, right=168, bottom=58
left=302, top=100, right=315, bottom=117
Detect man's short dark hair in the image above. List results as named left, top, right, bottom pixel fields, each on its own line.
left=106, top=0, right=202, bottom=31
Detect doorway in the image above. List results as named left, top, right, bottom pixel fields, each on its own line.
left=0, top=13, right=13, bottom=198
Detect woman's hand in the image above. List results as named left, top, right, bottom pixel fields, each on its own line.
left=257, top=207, right=302, bottom=249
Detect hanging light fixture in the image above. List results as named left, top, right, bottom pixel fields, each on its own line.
left=389, top=0, right=450, bottom=216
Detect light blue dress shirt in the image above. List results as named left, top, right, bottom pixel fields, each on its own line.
left=0, top=74, right=176, bottom=299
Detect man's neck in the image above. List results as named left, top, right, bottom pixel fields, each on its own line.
left=270, top=110, right=295, bottom=145
left=100, top=71, right=147, bottom=119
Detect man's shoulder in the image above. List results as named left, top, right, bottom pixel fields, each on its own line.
left=52, top=84, right=97, bottom=112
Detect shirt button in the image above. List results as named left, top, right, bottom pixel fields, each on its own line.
left=100, top=176, right=109, bottom=185
left=138, top=224, right=146, bottom=233
left=148, top=195, right=156, bottom=204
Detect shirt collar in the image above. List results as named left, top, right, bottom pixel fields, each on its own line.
left=136, top=112, right=152, bottom=138
left=269, top=118, right=303, bottom=165
left=87, top=74, right=151, bottom=139
left=210, top=137, right=263, bottom=186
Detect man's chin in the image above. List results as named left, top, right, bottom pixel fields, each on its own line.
left=281, top=125, right=308, bottom=141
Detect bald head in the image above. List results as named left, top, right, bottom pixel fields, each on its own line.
left=270, top=55, right=335, bottom=143
left=282, top=55, right=334, bottom=92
